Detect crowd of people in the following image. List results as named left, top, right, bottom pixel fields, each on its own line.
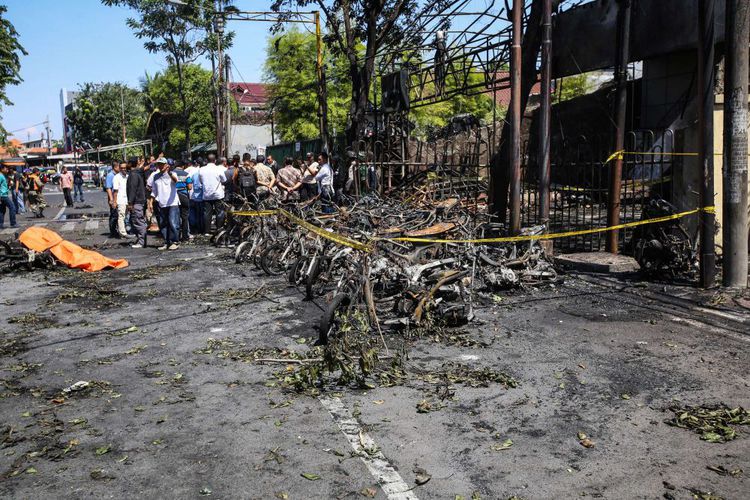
left=1, top=149, right=379, bottom=243
left=0, top=164, right=52, bottom=229
left=103, top=149, right=371, bottom=251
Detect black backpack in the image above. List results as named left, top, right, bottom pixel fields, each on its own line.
left=238, top=168, right=256, bottom=195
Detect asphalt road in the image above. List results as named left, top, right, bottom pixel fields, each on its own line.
left=0, top=192, right=748, bottom=499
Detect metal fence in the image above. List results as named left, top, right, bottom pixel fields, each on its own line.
left=522, top=128, right=677, bottom=252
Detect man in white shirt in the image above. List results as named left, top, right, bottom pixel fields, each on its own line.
left=315, top=151, right=335, bottom=214
left=301, top=152, right=319, bottom=201
left=199, top=153, right=227, bottom=234
left=151, top=157, right=181, bottom=250
left=112, top=162, right=130, bottom=237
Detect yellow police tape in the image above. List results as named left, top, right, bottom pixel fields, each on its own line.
left=231, top=206, right=715, bottom=249
left=388, top=206, right=715, bottom=244
left=604, top=149, right=750, bottom=164
left=276, top=208, right=372, bottom=252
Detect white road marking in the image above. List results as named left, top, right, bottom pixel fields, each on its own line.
left=60, top=222, right=76, bottom=232
left=53, top=207, right=66, bottom=220
left=319, top=396, right=418, bottom=500
left=85, top=220, right=100, bottom=231
left=668, top=316, right=749, bottom=343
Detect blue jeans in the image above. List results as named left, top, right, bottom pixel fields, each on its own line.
left=74, top=183, right=84, bottom=202
left=0, top=195, right=17, bottom=227
left=160, top=205, right=180, bottom=245
left=189, top=200, right=204, bottom=234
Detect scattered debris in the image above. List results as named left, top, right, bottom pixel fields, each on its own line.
left=666, top=404, right=750, bottom=442
left=62, top=381, right=90, bottom=394
left=577, top=431, right=595, bottom=448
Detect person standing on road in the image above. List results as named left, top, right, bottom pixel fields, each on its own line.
left=186, top=159, right=204, bottom=235
left=276, top=157, right=303, bottom=202
left=60, top=166, right=74, bottom=207
left=151, top=158, right=181, bottom=250
left=266, top=155, right=279, bottom=175
left=10, top=169, right=23, bottom=214
left=127, top=158, right=148, bottom=248
left=112, top=162, right=130, bottom=238
left=0, top=164, right=18, bottom=229
left=315, top=152, right=335, bottom=214
left=27, top=168, right=47, bottom=218
left=173, top=161, right=193, bottom=242
left=105, top=163, right=119, bottom=238
left=301, top=152, right=319, bottom=201
left=73, top=166, right=85, bottom=203
left=199, top=153, right=227, bottom=235
left=254, top=155, right=276, bottom=202
left=234, top=154, right=257, bottom=205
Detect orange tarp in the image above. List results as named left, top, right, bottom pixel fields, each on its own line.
left=19, top=226, right=128, bottom=272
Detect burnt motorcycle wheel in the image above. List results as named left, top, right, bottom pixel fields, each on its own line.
left=317, top=293, right=352, bottom=345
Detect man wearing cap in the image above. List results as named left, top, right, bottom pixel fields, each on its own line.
left=150, top=157, right=181, bottom=250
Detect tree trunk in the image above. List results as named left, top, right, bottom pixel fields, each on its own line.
left=490, top=0, right=560, bottom=220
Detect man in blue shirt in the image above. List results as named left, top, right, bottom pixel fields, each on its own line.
left=104, top=162, right=119, bottom=238
left=172, top=160, right=193, bottom=241
left=0, top=164, right=18, bottom=229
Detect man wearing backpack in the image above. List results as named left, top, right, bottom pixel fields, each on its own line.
left=27, top=168, right=47, bottom=218
left=234, top=153, right=257, bottom=205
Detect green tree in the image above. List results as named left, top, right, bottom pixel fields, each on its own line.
left=555, top=73, right=590, bottom=102
left=102, top=0, right=233, bottom=154
left=145, top=64, right=215, bottom=156
left=264, top=29, right=351, bottom=142
left=67, top=82, right=146, bottom=152
left=0, top=6, right=27, bottom=141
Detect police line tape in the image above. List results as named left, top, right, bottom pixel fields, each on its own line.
left=604, top=149, right=750, bottom=164
left=231, top=206, right=715, bottom=249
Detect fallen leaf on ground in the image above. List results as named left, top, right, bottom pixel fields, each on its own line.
left=621, top=394, right=631, bottom=400
left=301, top=472, right=320, bottom=480
left=373, top=400, right=385, bottom=405
left=95, top=445, right=111, bottom=456
left=25, top=467, right=37, bottom=474
left=275, top=493, right=289, bottom=500
left=360, top=487, right=377, bottom=497
left=490, top=439, right=514, bottom=451
left=414, top=467, right=431, bottom=485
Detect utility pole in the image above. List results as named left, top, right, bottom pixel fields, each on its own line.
left=315, top=12, right=330, bottom=152
left=538, top=0, right=553, bottom=240
left=509, top=0, right=523, bottom=235
left=45, top=116, right=51, bottom=156
left=606, top=0, right=632, bottom=253
left=225, top=54, right=231, bottom=157
left=722, top=0, right=749, bottom=288
left=698, top=0, right=717, bottom=288
left=215, top=3, right=225, bottom=158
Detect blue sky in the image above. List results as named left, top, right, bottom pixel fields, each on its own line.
left=3, top=0, right=269, bottom=143
left=3, top=0, right=503, bottom=144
